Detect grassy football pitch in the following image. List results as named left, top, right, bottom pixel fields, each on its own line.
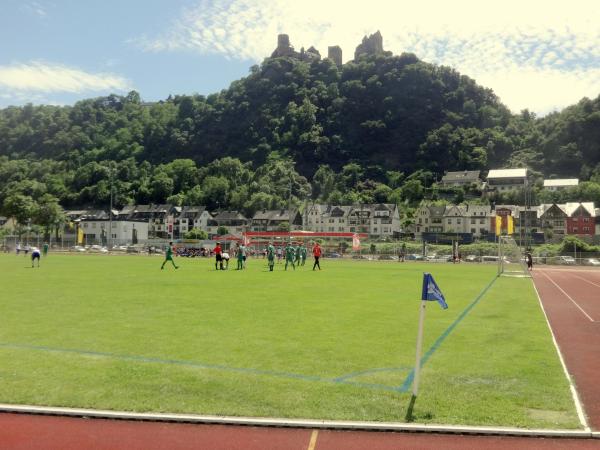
left=0, top=253, right=581, bottom=428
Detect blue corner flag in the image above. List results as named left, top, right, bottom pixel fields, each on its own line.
left=421, top=273, right=448, bottom=309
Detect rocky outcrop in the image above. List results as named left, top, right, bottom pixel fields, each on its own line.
left=327, top=46, right=342, bottom=66
left=354, top=31, right=384, bottom=59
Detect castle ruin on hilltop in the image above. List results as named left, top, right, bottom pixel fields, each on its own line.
left=270, top=31, right=386, bottom=66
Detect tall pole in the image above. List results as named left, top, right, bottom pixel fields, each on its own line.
left=109, top=165, right=113, bottom=250
left=413, top=300, right=427, bottom=396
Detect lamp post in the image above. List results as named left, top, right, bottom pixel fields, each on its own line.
left=109, top=164, right=114, bottom=250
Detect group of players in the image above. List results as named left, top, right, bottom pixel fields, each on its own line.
left=161, top=240, right=323, bottom=272
left=14, top=242, right=47, bottom=267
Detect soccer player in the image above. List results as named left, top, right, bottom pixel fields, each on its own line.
left=276, top=246, right=282, bottom=264
left=526, top=252, right=533, bottom=271
left=295, top=242, right=301, bottom=266
left=285, top=241, right=296, bottom=271
left=214, top=242, right=224, bottom=270
left=300, top=242, right=307, bottom=266
left=312, top=241, right=322, bottom=271
left=267, top=242, right=275, bottom=271
left=31, top=247, right=41, bottom=268
left=42, top=242, right=49, bottom=257
left=236, top=243, right=245, bottom=270
left=161, top=242, right=179, bottom=270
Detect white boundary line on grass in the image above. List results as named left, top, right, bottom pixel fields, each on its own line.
left=0, top=403, right=594, bottom=438
left=531, top=277, right=591, bottom=431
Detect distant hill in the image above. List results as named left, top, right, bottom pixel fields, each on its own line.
left=1, top=32, right=600, bottom=215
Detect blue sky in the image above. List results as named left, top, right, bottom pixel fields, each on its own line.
left=1, top=0, right=600, bottom=115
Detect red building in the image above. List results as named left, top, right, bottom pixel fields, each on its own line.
left=565, top=203, right=595, bottom=236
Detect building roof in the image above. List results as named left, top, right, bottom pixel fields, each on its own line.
left=180, top=206, right=207, bottom=219
left=564, top=202, right=595, bottom=217
left=213, top=211, right=248, bottom=221
left=427, top=205, right=446, bottom=217
left=487, top=168, right=528, bottom=179
left=441, top=170, right=481, bottom=183
left=543, top=179, right=579, bottom=188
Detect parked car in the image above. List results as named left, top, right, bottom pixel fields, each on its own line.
left=556, top=255, right=576, bottom=265
left=481, top=255, right=499, bottom=262
left=71, top=245, right=86, bottom=252
left=89, top=245, right=108, bottom=253
left=582, top=258, right=600, bottom=266
left=406, top=254, right=424, bottom=261
left=465, top=254, right=480, bottom=262
left=325, top=252, right=341, bottom=258
left=378, top=254, right=398, bottom=260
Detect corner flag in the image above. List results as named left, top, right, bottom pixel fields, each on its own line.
left=421, top=273, right=448, bottom=309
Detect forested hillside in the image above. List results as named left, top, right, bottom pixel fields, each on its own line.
left=1, top=50, right=600, bottom=222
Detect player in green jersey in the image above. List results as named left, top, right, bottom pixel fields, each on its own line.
left=284, top=242, right=296, bottom=271
left=295, top=243, right=301, bottom=266
left=236, top=243, right=246, bottom=270
left=161, top=242, right=179, bottom=270
left=267, top=242, right=275, bottom=271
left=300, top=243, right=307, bottom=266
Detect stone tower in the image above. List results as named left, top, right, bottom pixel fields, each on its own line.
left=354, top=30, right=384, bottom=60
left=328, top=46, right=342, bottom=66
left=271, top=34, right=297, bottom=58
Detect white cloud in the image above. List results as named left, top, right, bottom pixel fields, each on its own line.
left=135, top=0, right=600, bottom=114
left=0, top=62, right=131, bottom=94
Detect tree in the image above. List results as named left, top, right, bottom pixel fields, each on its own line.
left=216, top=225, right=229, bottom=236
left=34, top=193, right=65, bottom=241
left=184, top=228, right=208, bottom=240
left=2, top=193, right=36, bottom=229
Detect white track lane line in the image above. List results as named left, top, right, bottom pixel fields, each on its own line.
left=540, top=272, right=595, bottom=322
left=573, top=274, right=600, bottom=290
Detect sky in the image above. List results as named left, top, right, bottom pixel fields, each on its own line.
left=1, top=0, right=600, bottom=115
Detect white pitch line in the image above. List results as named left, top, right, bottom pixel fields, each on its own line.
left=541, top=272, right=595, bottom=322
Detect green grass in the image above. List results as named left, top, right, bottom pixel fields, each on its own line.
left=0, top=253, right=581, bottom=428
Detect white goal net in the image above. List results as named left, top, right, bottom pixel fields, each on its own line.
left=498, top=235, right=531, bottom=278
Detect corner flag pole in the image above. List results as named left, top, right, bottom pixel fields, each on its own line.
left=413, top=298, right=427, bottom=397
left=413, top=273, right=448, bottom=397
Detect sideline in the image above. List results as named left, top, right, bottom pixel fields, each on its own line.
left=0, top=404, right=594, bottom=438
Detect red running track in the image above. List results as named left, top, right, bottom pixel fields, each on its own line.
left=533, top=267, right=600, bottom=430
left=0, top=413, right=598, bottom=450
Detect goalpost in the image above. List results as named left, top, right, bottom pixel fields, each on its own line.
left=498, top=235, right=531, bottom=278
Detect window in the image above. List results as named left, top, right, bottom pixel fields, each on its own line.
left=425, top=218, right=428, bottom=224
left=471, top=219, right=476, bottom=224
left=480, top=219, right=485, bottom=224
left=111, top=234, right=117, bottom=239
left=457, top=219, right=461, bottom=224
left=584, top=218, right=589, bottom=222
left=471, top=228, right=476, bottom=233
left=83, top=223, right=88, bottom=228
left=373, top=227, right=378, bottom=232
left=419, top=218, right=422, bottom=224
left=584, top=227, right=590, bottom=232
left=92, top=223, right=96, bottom=229
left=447, top=219, right=452, bottom=224
left=573, top=227, right=578, bottom=233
